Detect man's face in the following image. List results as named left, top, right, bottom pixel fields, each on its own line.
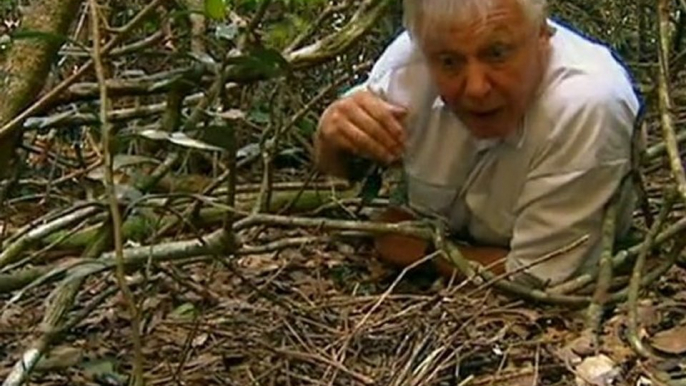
left=416, top=0, right=552, bottom=139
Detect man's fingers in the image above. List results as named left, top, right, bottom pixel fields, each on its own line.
left=357, top=92, right=407, bottom=148
left=339, top=121, right=396, bottom=164
left=342, top=103, right=402, bottom=159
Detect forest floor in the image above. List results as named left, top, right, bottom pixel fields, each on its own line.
left=1, top=162, right=685, bottom=385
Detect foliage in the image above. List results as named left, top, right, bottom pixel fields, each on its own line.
left=1, top=0, right=685, bottom=385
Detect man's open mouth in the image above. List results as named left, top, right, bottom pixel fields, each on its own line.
left=471, top=108, right=501, bottom=118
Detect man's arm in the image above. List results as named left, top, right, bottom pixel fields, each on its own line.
left=372, top=206, right=510, bottom=278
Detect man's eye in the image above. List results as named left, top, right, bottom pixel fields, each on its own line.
left=484, top=44, right=511, bottom=62
left=438, top=55, right=462, bottom=70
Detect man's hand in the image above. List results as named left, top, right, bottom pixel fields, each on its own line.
left=314, top=90, right=408, bottom=176
left=373, top=207, right=509, bottom=279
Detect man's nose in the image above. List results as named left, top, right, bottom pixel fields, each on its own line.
left=463, top=62, right=491, bottom=100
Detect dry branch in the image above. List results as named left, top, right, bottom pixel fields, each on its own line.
left=0, top=205, right=101, bottom=269
left=89, top=0, right=144, bottom=382
left=657, top=0, right=686, bottom=205
left=627, top=188, right=676, bottom=359
left=585, top=193, right=620, bottom=341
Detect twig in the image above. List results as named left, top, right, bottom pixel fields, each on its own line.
left=284, top=1, right=351, bottom=54
left=584, top=193, right=619, bottom=343
left=89, top=0, right=144, bottom=384
left=627, top=188, right=676, bottom=359
left=466, top=234, right=589, bottom=295
left=657, top=0, right=686, bottom=206
left=2, top=218, right=91, bottom=274
left=238, top=236, right=330, bottom=254
left=272, top=348, right=375, bottom=385
left=3, top=212, right=431, bottom=305
left=234, top=212, right=434, bottom=239
left=59, top=29, right=165, bottom=58
left=548, top=216, right=686, bottom=294
left=287, top=0, right=392, bottom=68
left=435, top=231, right=590, bottom=306
left=609, top=231, right=686, bottom=304
left=253, top=84, right=283, bottom=214
left=352, top=251, right=441, bottom=335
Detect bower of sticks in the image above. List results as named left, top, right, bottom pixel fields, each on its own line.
left=1, top=0, right=685, bottom=385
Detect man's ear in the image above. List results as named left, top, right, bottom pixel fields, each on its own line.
left=539, top=19, right=556, bottom=39
left=536, top=19, right=555, bottom=48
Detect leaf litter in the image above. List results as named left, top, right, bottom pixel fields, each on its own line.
left=2, top=227, right=683, bottom=385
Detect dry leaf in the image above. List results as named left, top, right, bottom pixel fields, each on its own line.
left=650, top=324, right=686, bottom=355
left=575, top=355, right=620, bottom=386
left=236, top=253, right=281, bottom=273
left=500, top=373, right=538, bottom=386
left=192, top=333, right=209, bottom=348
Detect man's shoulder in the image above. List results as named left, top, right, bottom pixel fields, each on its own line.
left=546, top=24, right=636, bottom=101
left=370, top=31, right=420, bottom=78
left=525, top=26, right=641, bottom=170
left=533, top=22, right=640, bottom=137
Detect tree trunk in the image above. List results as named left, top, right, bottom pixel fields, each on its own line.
left=0, top=0, right=83, bottom=178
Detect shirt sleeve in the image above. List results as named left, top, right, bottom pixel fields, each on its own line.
left=341, top=31, right=415, bottom=98
left=505, top=79, right=640, bottom=286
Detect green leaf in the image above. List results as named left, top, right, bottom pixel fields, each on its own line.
left=170, top=302, right=198, bottom=320
left=248, top=110, right=270, bottom=124
left=11, top=29, right=68, bottom=45
left=215, top=23, right=239, bottom=41
left=81, top=358, right=128, bottom=385
left=359, top=166, right=383, bottom=206
left=204, top=0, right=227, bottom=20
left=225, top=47, right=290, bottom=78
left=389, top=171, right=408, bottom=207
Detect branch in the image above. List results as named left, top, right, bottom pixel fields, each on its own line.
left=285, top=0, right=392, bottom=68
left=0, top=205, right=102, bottom=269
left=58, top=29, right=166, bottom=58
left=548, top=215, right=686, bottom=295
left=88, top=0, right=144, bottom=383
left=627, top=188, right=676, bottom=359
left=583, top=193, right=620, bottom=350
left=657, top=0, right=686, bottom=206
left=284, top=0, right=352, bottom=54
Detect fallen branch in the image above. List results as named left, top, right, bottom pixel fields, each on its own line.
left=627, top=187, right=676, bottom=359
left=0, top=204, right=102, bottom=269
left=547, top=215, right=686, bottom=294
left=584, top=193, right=620, bottom=345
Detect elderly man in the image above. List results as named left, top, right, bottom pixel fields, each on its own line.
left=313, top=0, right=640, bottom=286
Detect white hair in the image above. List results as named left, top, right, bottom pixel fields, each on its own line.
left=402, top=0, right=548, bottom=40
